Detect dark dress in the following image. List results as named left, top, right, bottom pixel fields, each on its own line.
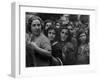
left=62, top=42, right=76, bottom=65
left=52, top=40, right=67, bottom=65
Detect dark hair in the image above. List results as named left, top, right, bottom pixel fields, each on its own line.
left=44, top=20, right=54, bottom=28
left=59, top=24, right=71, bottom=42
left=69, top=15, right=78, bottom=22
left=47, top=26, right=56, bottom=33
left=55, top=20, right=61, bottom=24
left=80, top=15, right=89, bottom=24
left=27, top=15, right=44, bottom=33
left=77, top=31, right=88, bottom=46
left=45, top=26, right=57, bottom=37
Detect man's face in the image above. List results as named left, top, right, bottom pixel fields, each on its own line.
left=31, top=19, right=41, bottom=36
left=48, top=29, right=56, bottom=41
left=60, top=29, right=68, bottom=41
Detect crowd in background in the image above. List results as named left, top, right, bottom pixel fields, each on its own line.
left=26, top=12, right=89, bottom=67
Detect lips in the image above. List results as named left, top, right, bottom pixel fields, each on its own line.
left=34, top=29, right=41, bottom=34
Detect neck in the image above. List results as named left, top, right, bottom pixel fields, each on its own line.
left=31, top=33, right=41, bottom=41
left=81, top=41, right=86, bottom=45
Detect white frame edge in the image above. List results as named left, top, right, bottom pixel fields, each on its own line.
left=11, top=2, right=97, bottom=78
left=11, top=2, right=20, bottom=78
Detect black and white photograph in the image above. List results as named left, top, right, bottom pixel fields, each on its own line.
left=25, top=12, right=90, bottom=67
left=11, top=2, right=97, bottom=77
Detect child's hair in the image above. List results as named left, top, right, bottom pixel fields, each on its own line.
left=46, top=26, right=57, bottom=36
left=77, top=31, right=88, bottom=46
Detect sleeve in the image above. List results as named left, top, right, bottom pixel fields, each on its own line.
left=40, top=36, right=51, bottom=52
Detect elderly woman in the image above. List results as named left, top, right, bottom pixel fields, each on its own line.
left=26, top=15, right=53, bottom=67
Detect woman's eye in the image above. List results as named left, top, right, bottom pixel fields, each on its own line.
left=48, top=32, right=51, bottom=34
left=37, top=24, right=40, bottom=26
left=32, top=24, right=41, bottom=26
left=62, top=32, right=68, bottom=35
left=61, top=32, right=64, bottom=34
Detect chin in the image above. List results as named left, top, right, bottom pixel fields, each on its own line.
left=33, top=32, right=40, bottom=36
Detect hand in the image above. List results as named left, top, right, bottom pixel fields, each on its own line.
left=31, top=42, right=38, bottom=50
left=26, top=34, right=31, bottom=45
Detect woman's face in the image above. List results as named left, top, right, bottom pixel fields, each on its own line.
left=56, top=23, right=60, bottom=29
left=31, top=19, right=41, bottom=36
left=48, top=29, right=56, bottom=41
left=61, top=16, right=69, bottom=25
left=67, top=25, right=73, bottom=34
left=60, top=29, right=68, bottom=41
left=79, top=33, right=87, bottom=42
left=45, top=22, right=52, bottom=30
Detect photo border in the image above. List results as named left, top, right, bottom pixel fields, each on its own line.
left=11, top=2, right=96, bottom=78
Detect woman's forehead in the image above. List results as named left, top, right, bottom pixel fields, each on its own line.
left=32, top=19, right=40, bottom=24
left=46, top=22, right=52, bottom=25
left=61, top=29, right=68, bottom=32
left=80, top=33, right=86, bottom=37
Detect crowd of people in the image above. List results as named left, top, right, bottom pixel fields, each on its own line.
left=26, top=12, right=89, bottom=67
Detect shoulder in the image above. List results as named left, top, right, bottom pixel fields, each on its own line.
left=40, top=33, right=50, bottom=43
left=38, top=33, right=51, bottom=50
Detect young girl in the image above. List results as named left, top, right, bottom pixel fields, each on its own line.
left=47, top=27, right=63, bottom=65
left=76, top=32, right=89, bottom=64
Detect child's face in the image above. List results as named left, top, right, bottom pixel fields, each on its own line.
left=48, top=29, right=56, bottom=41
left=31, top=19, right=41, bottom=36
left=56, top=23, right=60, bottom=29
left=60, top=29, right=68, bottom=41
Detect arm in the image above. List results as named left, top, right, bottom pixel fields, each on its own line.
left=31, top=42, right=52, bottom=58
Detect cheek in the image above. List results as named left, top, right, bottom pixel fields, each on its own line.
left=61, top=33, right=66, bottom=37
left=48, top=34, right=50, bottom=37
left=64, top=35, right=68, bottom=39
left=83, top=36, right=87, bottom=40
left=61, top=34, right=65, bottom=39
left=79, top=37, right=82, bottom=40
left=45, top=26, right=49, bottom=29
left=31, top=26, right=35, bottom=31
left=38, top=26, right=42, bottom=29
left=52, top=35, right=55, bottom=38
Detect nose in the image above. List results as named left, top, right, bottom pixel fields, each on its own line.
left=62, top=33, right=65, bottom=37
left=49, top=33, right=53, bottom=37
left=36, top=25, right=39, bottom=29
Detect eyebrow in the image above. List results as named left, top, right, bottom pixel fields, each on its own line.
left=61, top=31, right=68, bottom=34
